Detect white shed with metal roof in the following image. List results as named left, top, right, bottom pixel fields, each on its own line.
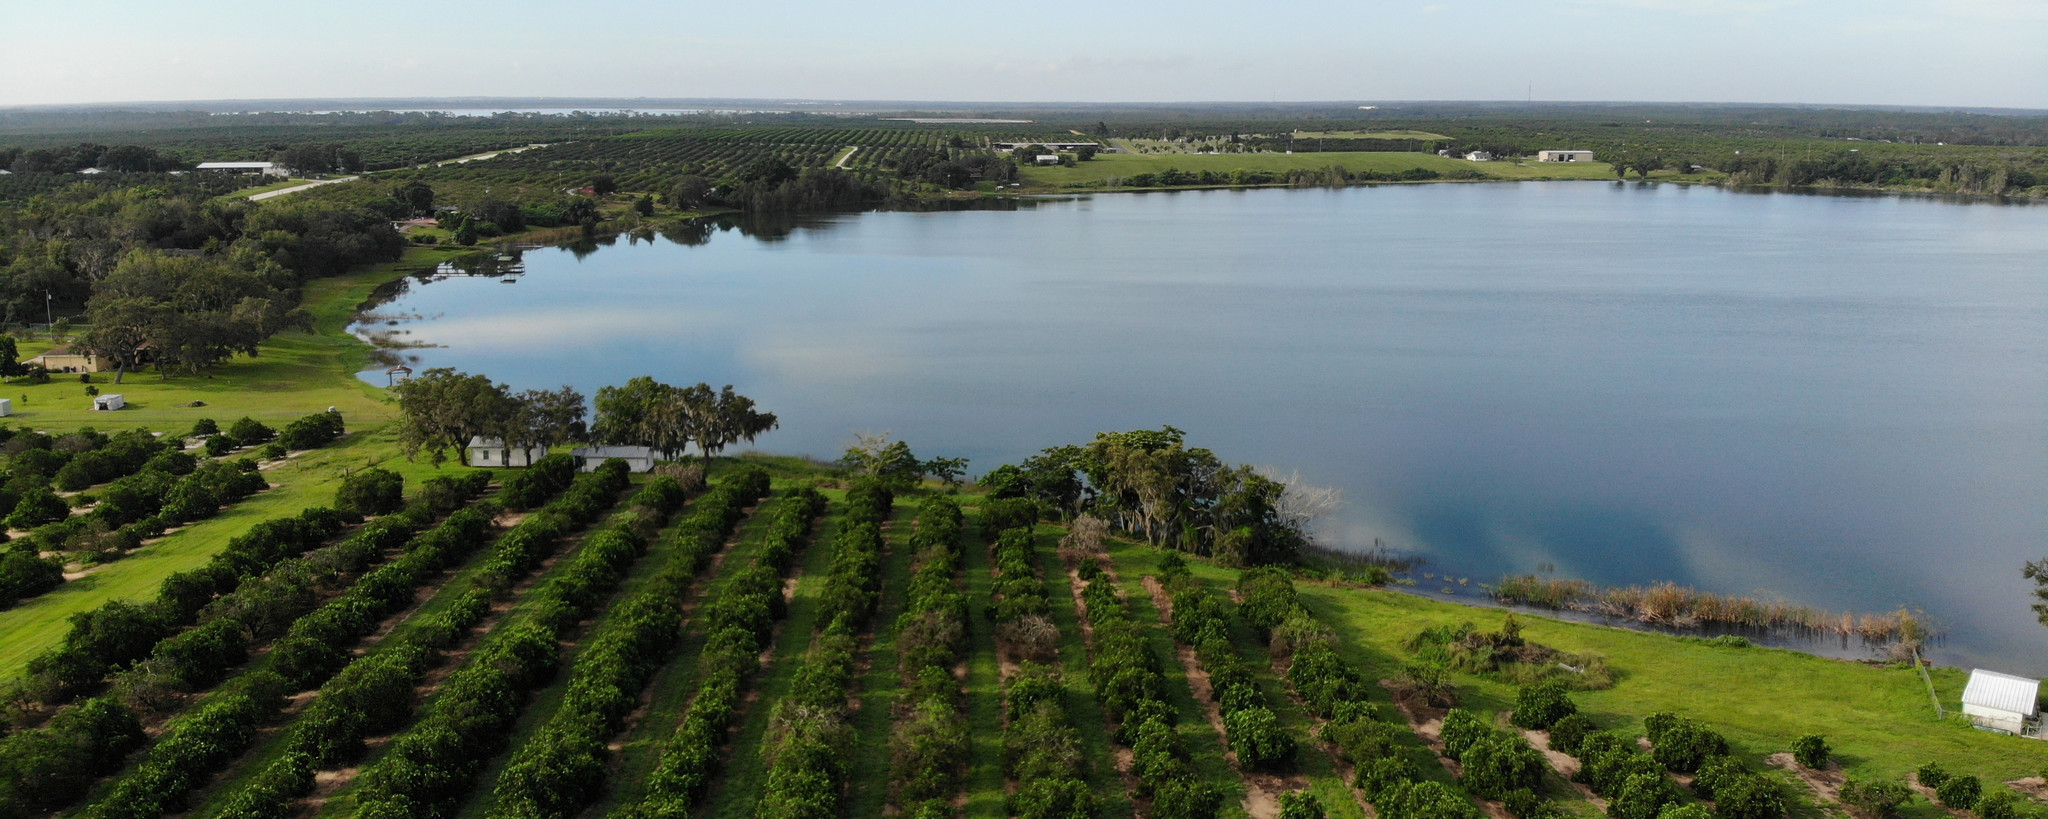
left=1962, top=669, right=2039, bottom=734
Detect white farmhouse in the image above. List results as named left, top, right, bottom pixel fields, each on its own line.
left=465, top=437, right=548, bottom=468
left=1464, top=151, right=1494, bottom=162
left=1537, top=150, right=1596, bottom=162
left=1961, top=669, right=2039, bottom=734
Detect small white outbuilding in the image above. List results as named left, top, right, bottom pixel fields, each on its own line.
left=1961, top=669, right=2039, bottom=734
left=571, top=445, right=658, bottom=473
left=92, top=394, right=125, bottom=411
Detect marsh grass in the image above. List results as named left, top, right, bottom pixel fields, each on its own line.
left=1489, top=575, right=1929, bottom=646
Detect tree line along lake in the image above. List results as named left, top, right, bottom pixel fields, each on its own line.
left=352, top=181, right=2048, bottom=673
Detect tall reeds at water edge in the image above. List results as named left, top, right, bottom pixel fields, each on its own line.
left=1488, top=574, right=1931, bottom=646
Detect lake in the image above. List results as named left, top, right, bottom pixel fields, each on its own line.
left=353, top=182, right=2048, bottom=673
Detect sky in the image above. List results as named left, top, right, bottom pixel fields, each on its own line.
left=3, top=0, right=2044, bottom=109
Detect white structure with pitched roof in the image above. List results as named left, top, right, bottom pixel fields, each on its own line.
left=465, top=437, right=547, bottom=468
left=1961, top=669, right=2039, bottom=734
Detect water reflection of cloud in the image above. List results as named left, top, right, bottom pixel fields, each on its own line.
left=419, top=307, right=733, bottom=351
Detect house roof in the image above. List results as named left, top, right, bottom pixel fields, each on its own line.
left=196, top=161, right=277, bottom=169
left=32, top=345, right=81, bottom=357
left=1963, top=669, right=2040, bottom=715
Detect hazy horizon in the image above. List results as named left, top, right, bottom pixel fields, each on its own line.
left=4, top=0, right=2043, bottom=110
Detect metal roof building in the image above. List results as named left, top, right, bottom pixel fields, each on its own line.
left=196, top=161, right=286, bottom=176
left=1961, top=669, right=2039, bottom=734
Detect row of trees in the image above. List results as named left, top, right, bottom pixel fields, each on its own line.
left=349, top=462, right=652, bottom=818
left=754, top=481, right=894, bottom=818
left=887, top=495, right=971, bottom=814
left=986, top=520, right=1094, bottom=819
left=487, top=470, right=762, bottom=818
left=1158, top=554, right=1298, bottom=771
left=393, top=370, right=785, bottom=468
left=592, top=376, right=778, bottom=459
left=983, top=427, right=1340, bottom=566
left=1235, top=567, right=1488, bottom=819
left=0, top=471, right=488, bottom=819
left=0, top=144, right=183, bottom=175
left=631, top=486, right=826, bottom=816
left=1075, top=557, right=1224, bottom=818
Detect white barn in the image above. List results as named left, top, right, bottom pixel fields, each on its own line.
left=465, top=437, right=548, bottom=468
left=571, top=445, right=658, bottom=473
left=1961, top=669, right=2039, bottom=734
left=1538, top=150, right=1596, bottom=162
left=196, top=161, right=287, bottom=177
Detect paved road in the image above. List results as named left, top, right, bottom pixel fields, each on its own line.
left=248, top=176, right=358, bottom=201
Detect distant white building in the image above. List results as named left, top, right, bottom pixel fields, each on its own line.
left=1464, top=151, right=1494, bottom=162
left=1034, top=155, right=1062, bottom=166
left=571, top=445, right=658, bottom=473
left=92, top=394, right=125, bottom=411
left=465, top=437, right=548, bottom=468
left=1537, top=150, right=1596, bottom=162
left=995, top=142, right=1101, bottom=151
left=1962, top=669, right=2039, bottom=735
left=78, top=167, right=107, bottom=175
left=196, top=161, right=287, bottom=177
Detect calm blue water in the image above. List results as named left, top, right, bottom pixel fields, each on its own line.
left=355, top=183, right=2048, bottom=673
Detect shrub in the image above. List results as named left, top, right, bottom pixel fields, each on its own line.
left=1610, top=771, right=1681, bottom=819
left=256, top=442, right=287, bottom=461
left=1650, top=718, right=1728, bottom=774
left=1354, top=755, right=1420, bottom=798
left=1512, top=681, right=1577, bottom=730
left=1916, top=761, right=1950, bottom=790
left=1658, top=805, right=1712, bottom=819
left=1716, top=775, right=1788, bottom=819
left=1791, top=733, right=1829, bottom=769
left=203, top=434, right=238, bottom=458
left=1279, top=792, right=1327, bottom=819
left=1378, top=779, right=1482, bottom=819
left=1439, top=709, right=1491, bottom=761
left=1934, top=775, right=1981, bottom=811
left=1692, top=755, right=1748, bottom=799
left=1462, top=733, right=1546, bottom=800
left=1840, top=776, right=1912, bottom=819
left=190, top=419, right=219, bottom=437
left=1547, top=713, right=1598, bottom=757
left=277, top=410, right=344, bottom=450
left=1974, top=789, right=2020, bottom=819
left=227, top=417, right=275, bottom=444
left=7, top=485, right=71, bottom=529
left=335, top=468, right=404, bottom=516
left=1223, top=706, right=1296, bottom=770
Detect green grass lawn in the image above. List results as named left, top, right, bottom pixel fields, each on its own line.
left=1019, top=152, right=1619, bottom=189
